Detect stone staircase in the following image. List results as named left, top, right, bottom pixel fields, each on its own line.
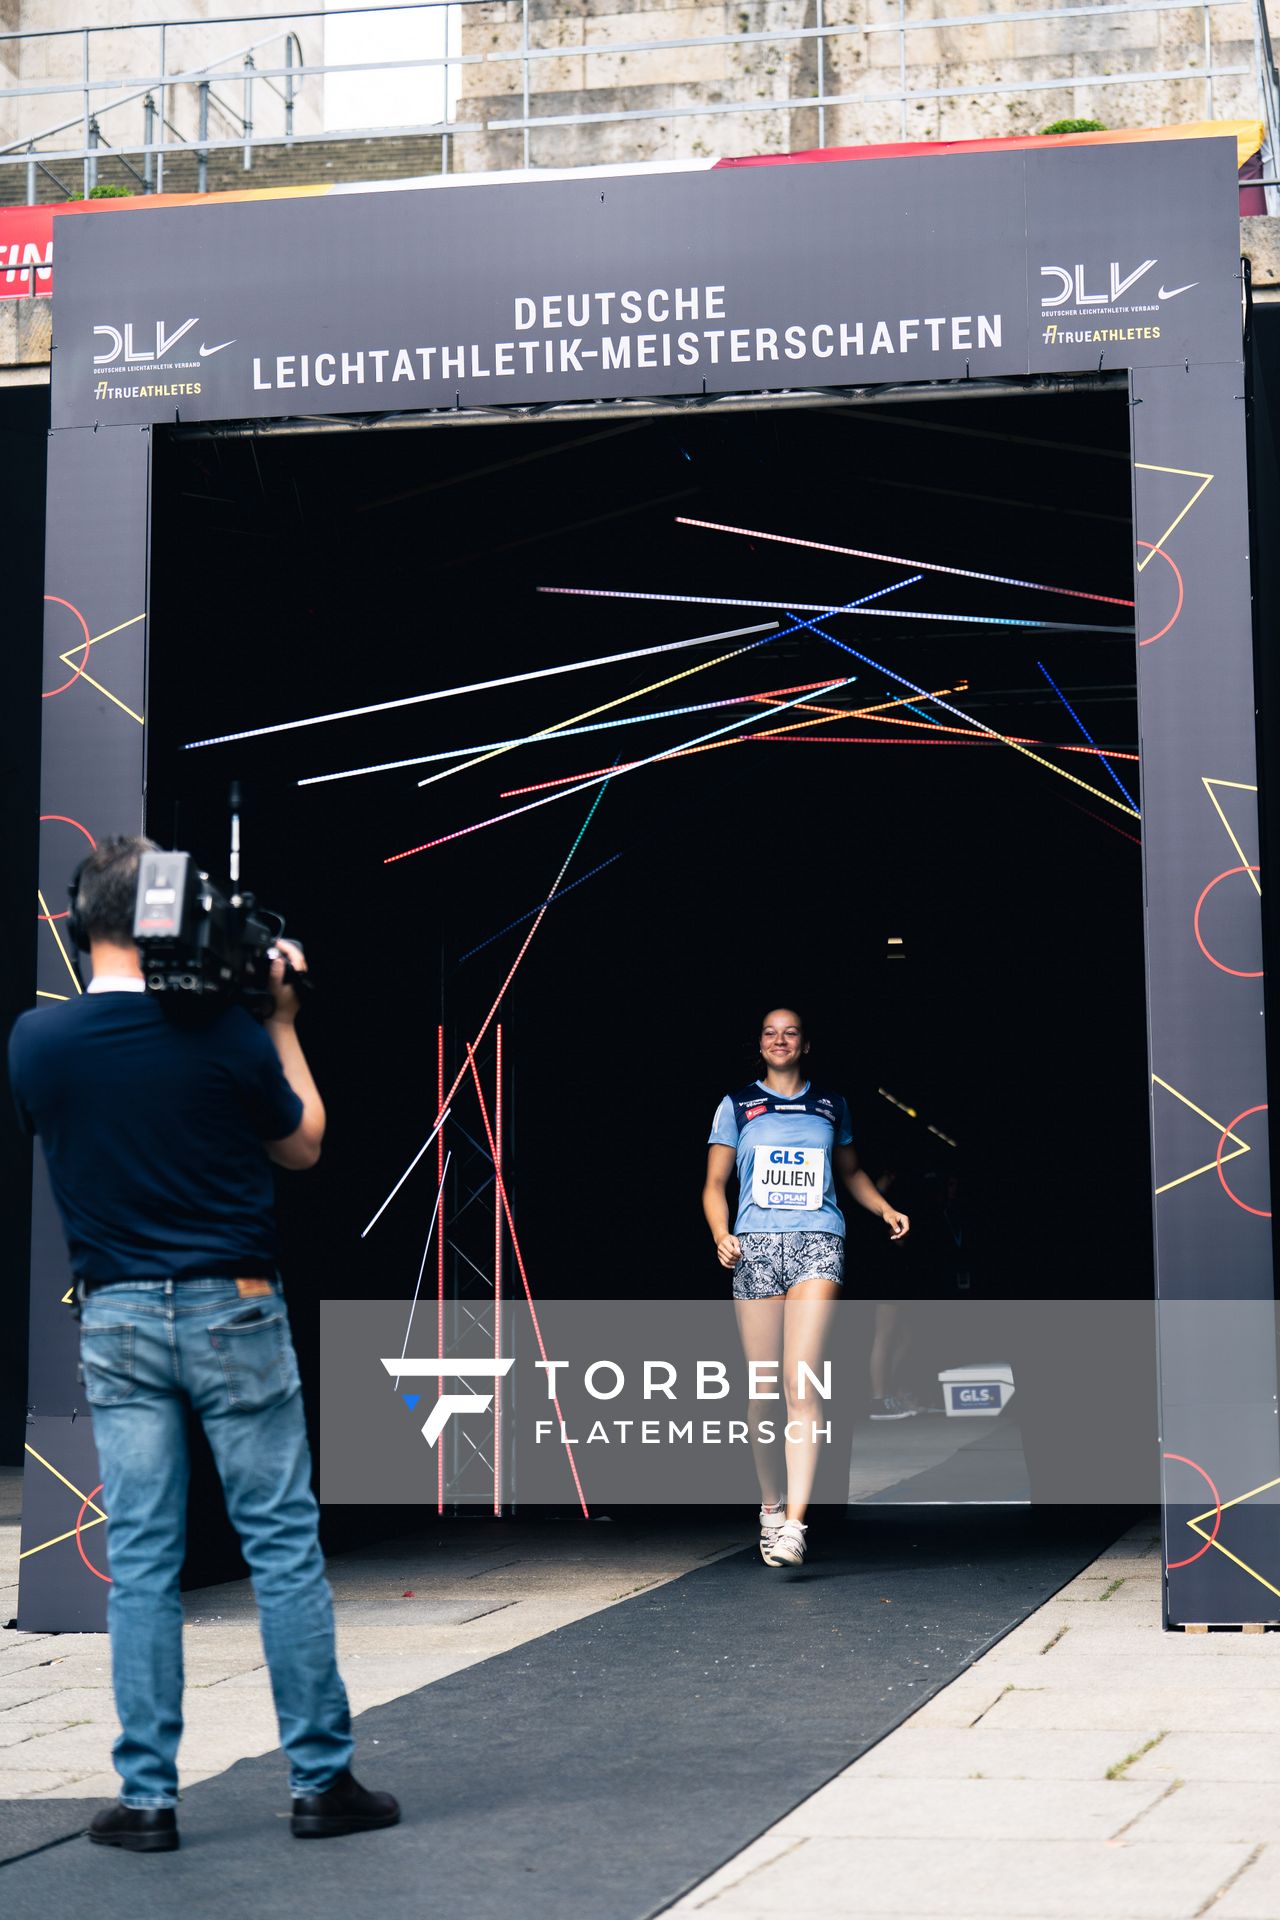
left=12, top=131, right=446, bottom=206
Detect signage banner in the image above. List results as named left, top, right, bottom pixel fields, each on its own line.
left=50, top=138, right=1242, bottom=430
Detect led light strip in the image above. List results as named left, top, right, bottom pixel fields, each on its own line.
left=466, top=1044, right=589, bottom=1521
left=184, top=622, right=777, bottom=751
left=374, top=778, right=617, bottom=1242
left=416, top=626, right=787, bottom=791
left=497, top=681, right=965, bottom=794
left=1037, top=658, right=1139, bottom=813
left=793, top=703, right=1139, bottom=759
left=538, top=585, right=1130, bottom=636
left=391, top=1151, right=451, bottom=1391
left=417, top=574, right=916, bottom=791
left=787, top=610, right=1140, bottom=817
left=298, top=678, right=847, bottom=787
left=496, top=682, right=1139, bottom=795
left=458, top=853, right=623, bottom=961
left=385, top=675, right=857, bottom=864
left=360, top=1107, right=452, bottom=1239
left=496, top=688, right=973, bottom=796
left=675, top=515, right=1135, bottom=607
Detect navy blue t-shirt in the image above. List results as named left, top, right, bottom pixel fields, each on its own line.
left=8, top=991, right=303, bottom=1284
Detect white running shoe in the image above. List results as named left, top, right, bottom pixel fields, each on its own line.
left=762, top=1518, right=807, bottom=1568
left=758, top=1502, right=786, bottom=1562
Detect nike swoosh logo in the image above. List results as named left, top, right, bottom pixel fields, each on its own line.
left=1156, top=283, right=1197, bottom=301
left=198, top=338, right=235, bottom=356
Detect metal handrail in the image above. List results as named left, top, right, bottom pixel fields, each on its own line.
left=0, top=27, right=304, bottom=157
left=0, top=0, right=1270, bottom=206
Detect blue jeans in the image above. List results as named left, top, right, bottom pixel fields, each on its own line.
left=78, top=1277, right=354, bottom=1808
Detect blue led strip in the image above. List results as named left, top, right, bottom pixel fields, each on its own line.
left=458, top=854, right=624, bottom=962
left=777, top=611, right=1141, bottom=819
left=1036, top=659, right=1140, bottom=814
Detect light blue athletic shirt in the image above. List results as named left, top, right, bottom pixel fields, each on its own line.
left=708, top=1080, right=853, bottom=1237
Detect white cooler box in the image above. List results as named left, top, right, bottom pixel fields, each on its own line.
left=937, top=1363, right=1015, bottom=1417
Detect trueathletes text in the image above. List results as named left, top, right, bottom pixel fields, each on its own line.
left=250, top=284, right=1003, bottom=392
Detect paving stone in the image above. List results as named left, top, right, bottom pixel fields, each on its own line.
left=987, top=1653, right=1280, bottom=1690
left=1215, top=1843, right=1280, bottom=1917
left=0, top=1724, right=115, bottom=1769
left=909, top=1677, right=1013, bottom=1727
left=857, top=1726, right=1161, bottom=1780
left=1124, top=1782, right=1280, bottom=1844
left=770, top=1775, right=1165, bottom=1841
left=0, top=1680, right=61, bottom=1712
left=1128, top=1735, right=1280, bottom=1785
left=31, top=1770, right=121, bottom=1800
left=982, top=1686, right=1280, bottom=1733
left=0, top=1687, right=114, bottom=1722
left=688, top=1836, right=1252, bottom=1916
left=5, top=1770, right=94, bottom=1796
left=0, top=1717, right=83, bottom=1748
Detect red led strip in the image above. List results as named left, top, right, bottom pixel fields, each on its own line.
left=467, top=1045, right=589, bottom=1518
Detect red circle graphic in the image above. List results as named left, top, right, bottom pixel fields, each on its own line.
left=1217, top=1105, right=1271, bottom=1217
left=42, top=596, right=93, bottom=698
left=1136, top=542, right=1183, bottom=647
left=37, top=814, right=97, bottom=921
left=1162, top=1452, right=1222, bottom=1569
left=75, top=1483, right=112, bottom=1583
left=1193, top=865, right=1262, bottom=978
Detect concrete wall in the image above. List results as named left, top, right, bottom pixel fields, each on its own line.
left=453, top=0, right=1270, bottom=173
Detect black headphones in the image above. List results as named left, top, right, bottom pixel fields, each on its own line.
left=66, top=857, right=92, bottom=953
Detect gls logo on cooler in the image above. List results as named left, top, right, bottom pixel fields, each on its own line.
left=1039, top=260, right=1197, bottom=308
left=92, top=317, right=236, bottom=366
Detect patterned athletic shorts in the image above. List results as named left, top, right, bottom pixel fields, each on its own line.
left=732, top=1231, right=845, bottom=1300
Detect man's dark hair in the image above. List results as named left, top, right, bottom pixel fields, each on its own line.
left=73, top=835, right=159, bottom=944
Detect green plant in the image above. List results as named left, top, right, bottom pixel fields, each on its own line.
left=87, top=182, right=134, bottom=199
left=1040, top=118, right=1107, bottom=136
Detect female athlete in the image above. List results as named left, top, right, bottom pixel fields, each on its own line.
left=703, top=1007, right=909, bottom=1568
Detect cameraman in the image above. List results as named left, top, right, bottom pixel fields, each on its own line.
left=8, top=836, right=398, bottom=1853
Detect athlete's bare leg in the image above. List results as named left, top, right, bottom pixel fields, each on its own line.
left=781, top=1277, right=842, bottom=1522
left=734, top=1296, right=786, bottom=1508
left=870, top=1301, right=900, bottom=1399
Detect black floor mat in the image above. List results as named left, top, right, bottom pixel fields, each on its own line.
left=0, top=1508, right=1133, bottom=1915
left=0, top=1799, right=98, bottom=1868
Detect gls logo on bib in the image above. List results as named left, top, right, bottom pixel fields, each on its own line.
left=752, top=1146, right=823, bottom=1209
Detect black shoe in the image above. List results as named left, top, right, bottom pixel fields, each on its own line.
left=291, top=1768, right=400, bottom=1839
left=88, top=1803, right=180, bottom=1853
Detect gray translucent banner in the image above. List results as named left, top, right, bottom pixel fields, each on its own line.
left=319, top=1298, right=1279, bottom=1511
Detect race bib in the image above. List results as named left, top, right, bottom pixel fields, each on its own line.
left=751, top=1144, right=824, bottom=1210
